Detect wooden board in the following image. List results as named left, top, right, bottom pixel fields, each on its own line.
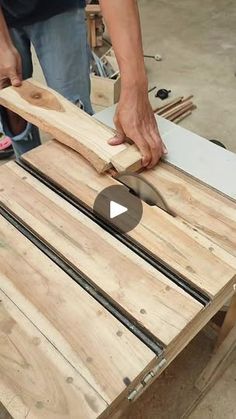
left=0, top=79, right=141, bottom=173
left=142, top=163, right=236, bottom=257
left=0, top=215, right=155, bottom=413
left=0, top=291, right=107, bottom=419
left=111, top=144, right=143, bottom=173
left=0, top=162, right=203, bottom=348
left=22, top=141, right=236, bottom=299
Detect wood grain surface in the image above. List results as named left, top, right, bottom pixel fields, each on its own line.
left=111, top=144, right=142, bottom=173
left=0, top=162, right=203, bottom=347
left=23, top=141, right=236, bottom=298
left=142, top=163, right=236, bottom=257
left=0, top=216, right=155, bottom=412
left=0, top=80, right=119, bottom=173
left=0, top=291, right=107, bottom=419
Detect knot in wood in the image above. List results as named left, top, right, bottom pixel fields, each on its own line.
left=31, top=92, right=42, bottom=100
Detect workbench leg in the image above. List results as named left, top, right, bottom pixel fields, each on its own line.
left=195, top=323, right=236, bottom=393
left=195, top=293, right=236, bottom=392
left=182, top=295, right=236, bottom=418
left=215, top=292, right=236, bottom=349
left=182, top=323, right=236, bottom=418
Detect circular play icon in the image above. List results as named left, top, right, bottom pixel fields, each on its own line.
left=93, top=185, right=143, bottom=234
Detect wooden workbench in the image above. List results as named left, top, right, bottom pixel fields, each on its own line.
left=0, top=81, right=236, bottom=418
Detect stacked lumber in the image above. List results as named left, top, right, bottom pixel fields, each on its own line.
left=154, top=95, right=196, bottom=124
left=86, top=3, right=104, bottom=48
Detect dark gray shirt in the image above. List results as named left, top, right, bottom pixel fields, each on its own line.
left=0, top=0, right=86, bottom=27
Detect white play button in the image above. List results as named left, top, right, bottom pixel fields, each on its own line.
left=93, top=184, right=143, bottom=234
left=110, top=201, right=128, bottom=219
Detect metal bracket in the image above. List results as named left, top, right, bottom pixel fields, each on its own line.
left=128, top=358, right=167, bottom=402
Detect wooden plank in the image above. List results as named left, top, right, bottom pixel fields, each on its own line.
left=23, top=141, right=236, bottom=299
left=161, top=101, right=194, bottom=119
left=0, top=162, right=203, bottom=347
left=167, top=104, right=195, bottom=122
left=0, top=79, right=118, bottom=173
left=142, top=163, right=236, bottom=257
left=89, top=16, right=97, bottom=49
left=171, top=110, right=192, bottom=124
left=0, top=215, right=155, bottom=407
left=154, top=97, right=183, bottom=114
left=0, top=79, right=141, bottom=173
left=0, top=291, right=107, bottom=419
left=111, top=144, right=142, bottom=173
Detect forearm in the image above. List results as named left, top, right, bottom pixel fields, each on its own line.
left=99, top=0, right=147, bottom=90
left=0, top=8, right=14, bottom=48
left=100, top=1, right=166, bottom=168
left=0, top=8, right=25, bottom=133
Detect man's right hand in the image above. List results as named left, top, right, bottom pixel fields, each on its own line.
left=0, top=46, right=22, bottom=89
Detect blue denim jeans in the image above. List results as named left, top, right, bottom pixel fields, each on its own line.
left=1, top=8, right=93, bottom=158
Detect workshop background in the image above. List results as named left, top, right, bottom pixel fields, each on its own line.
left=1, top=0, right=235, bottom=418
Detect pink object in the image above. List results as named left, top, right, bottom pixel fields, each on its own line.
left=0, top=136, right=12, bottom=150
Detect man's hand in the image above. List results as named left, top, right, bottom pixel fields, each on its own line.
left=0, top=46, right=22, bottom=89
left=100, top=0, right=167, bottom=169
left=108, top=85, right=167, bottom=168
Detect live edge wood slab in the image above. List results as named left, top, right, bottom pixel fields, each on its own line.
left=0, top=79, right=142, bottom=173
left=1, top=80, right=236, bottom=418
